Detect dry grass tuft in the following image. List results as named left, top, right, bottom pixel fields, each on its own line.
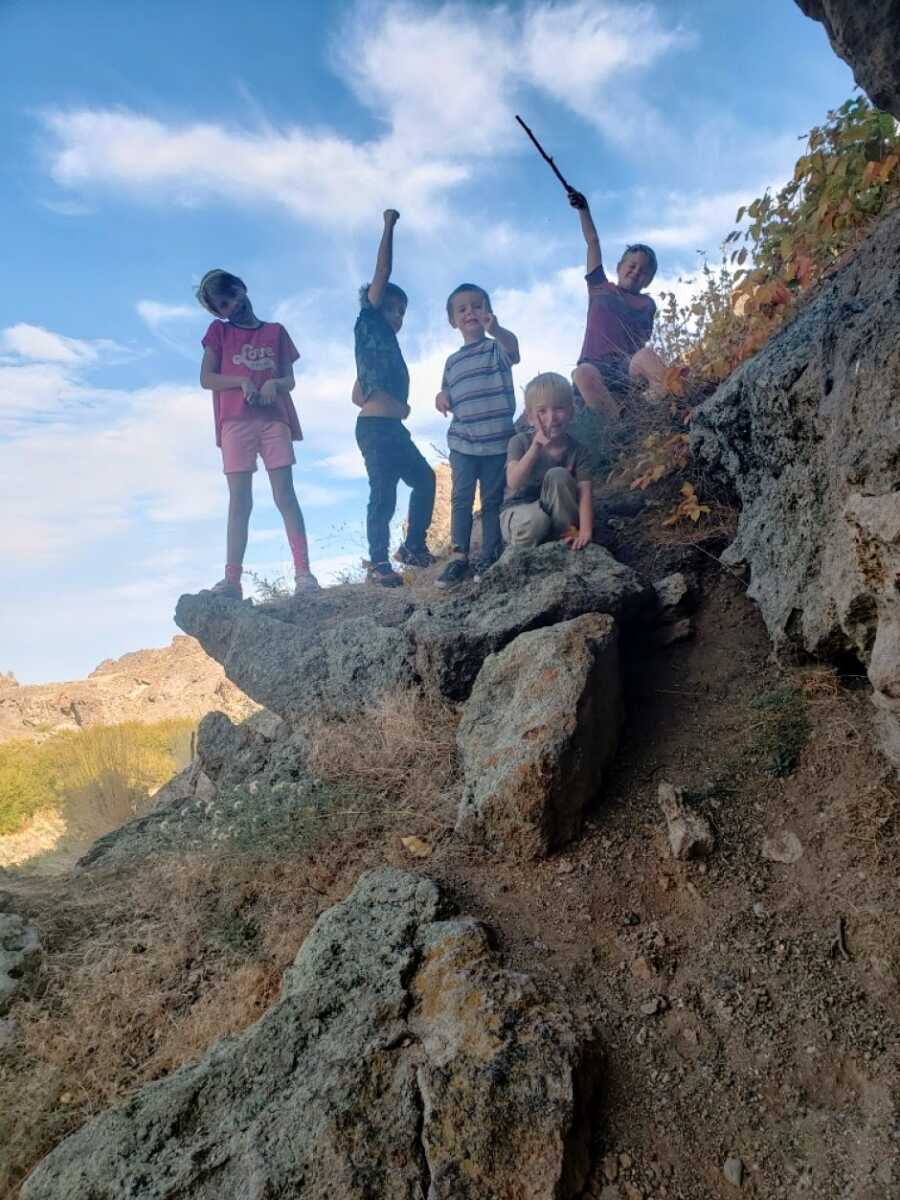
left=305, top=689, right=461, bottom=827
left=0, top=851, right=330, bottom=1196
left=0, top=688, right=461, bottom=1196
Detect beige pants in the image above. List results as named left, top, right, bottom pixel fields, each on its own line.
left=500, top=467, right=580, bottom=547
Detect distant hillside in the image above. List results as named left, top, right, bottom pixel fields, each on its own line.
left=0, top=636, right=256, bottom=743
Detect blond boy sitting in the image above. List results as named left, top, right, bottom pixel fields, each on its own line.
left=500, top=373, right=594, bottom=551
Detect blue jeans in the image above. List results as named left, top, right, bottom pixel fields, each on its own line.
left=356, top=417, right=435, bottom=563
left=449, top=450, right=506, bottom=561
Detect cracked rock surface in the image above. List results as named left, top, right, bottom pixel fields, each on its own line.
left=175, top=542, right=649, bottom=716
left=23, top=869, right=599, bottom=1200
left=795, top=0, right=900, bottom=118
left=691, top=206, right=900, bottom=765
left=457, top=614, right=623, bottom=860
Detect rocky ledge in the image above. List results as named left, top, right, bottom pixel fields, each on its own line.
left=23, top=869, right=599, bottom=1200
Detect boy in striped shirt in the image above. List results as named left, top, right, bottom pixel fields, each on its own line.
left=435, top=283, right=520, bottom=588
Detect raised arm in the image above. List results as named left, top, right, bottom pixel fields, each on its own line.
left=569, top=191, right=602, bottom=276
left=366, top=209, right=400, bottom=307
left=481, top=312, right=521, bottom=364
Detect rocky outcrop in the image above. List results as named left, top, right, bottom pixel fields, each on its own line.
left=176, top=543, right=651, bottom=714
left=23, top=869, right=599, bottom=1200
left=0, top=635, right=255, bottom=744
left=795, top=1, right=900, bottom=118
left=846, top=492, right=900, bottom=765
left=0, top=894, right=41, bottom=1016
left=78, top=708, right=310, bottom=867
left=175, top=589, right=417, bottom=721
left=457, top=614, right=623, bottom=859
left=410, top=543, right=649, bottom=701
left=692, top=206, right=900, bottom=765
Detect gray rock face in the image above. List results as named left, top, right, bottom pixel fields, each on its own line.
left=23, top=869, right=598, bottom=1200
left=79, top=708, right=312, bottom=867
left=845, top=492, right=900, bottom=767
left=692, top=206, right=900, bottom=764
left=410, top=543, right=650, bottom=701
left=175, top=590, right=417, bottom=721
left=457, top=614, right=623, bottom=859
left=0, top=901, right=41, bottom=1016
left=795, top=0, right=900, bottom=117
left=175, top=543, right=650, bottom=714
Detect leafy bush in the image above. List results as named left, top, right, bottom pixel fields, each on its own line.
left=0, top=719, right=195, bottom=837
left=656, top=97, right=900, bottom=386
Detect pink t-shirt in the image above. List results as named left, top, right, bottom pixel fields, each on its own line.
left=202, top=320, right=302, bottom=447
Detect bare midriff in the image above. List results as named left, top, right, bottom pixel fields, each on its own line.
left=357, top=385, right=410, bottom=420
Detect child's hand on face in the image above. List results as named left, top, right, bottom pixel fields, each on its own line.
left=530, top=413, right=551, bottom=447
left=479, top=310, right=500, bottom=337
left=435, top=391, right=452, bottom=418
left=258, top=379, right=279, bottom=405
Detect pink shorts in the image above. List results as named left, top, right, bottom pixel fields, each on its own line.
left=220, top=418, right=296, bottom=474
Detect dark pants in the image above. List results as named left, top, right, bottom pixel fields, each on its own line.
left=449, top=449, right=507, bottom=561
left=356, top=417, right=435, bottom=564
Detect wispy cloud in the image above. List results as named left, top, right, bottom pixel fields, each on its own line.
left=136, top=300, right=200, bottom=331
left=0, top=323, right=121, bottom=365
left=39, top=1, right=689, bottom=230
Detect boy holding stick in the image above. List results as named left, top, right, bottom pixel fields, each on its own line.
left=514, top=115, right=666, bottom=418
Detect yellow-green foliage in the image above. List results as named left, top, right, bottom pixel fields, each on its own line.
left=0, top=719, right=195, bottom=837
left=655, top=98, right=900, bottom=385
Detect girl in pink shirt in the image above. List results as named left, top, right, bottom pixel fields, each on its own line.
left=197, top=269, right=317, bottom=598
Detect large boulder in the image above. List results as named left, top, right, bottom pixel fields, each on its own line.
left=175, top=544, right=650, bottom=714
left=692, top=206, right=900, bottom=764
left=175, top=589, right=417, bottom=721
left=23, top=869, right=599, bottom=1200
left=795, top=1, right=900, bottom=118
left=409, top=543, right=650, bottom=701
left=456, top=614, right=623, bottom=859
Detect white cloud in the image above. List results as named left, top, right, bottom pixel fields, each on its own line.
left=43, top=109, right=467, bottom=232
left=337, top=2, right=518, bottom=158
left=1, top=322, right=105, bottom=365
left=0, top=347, right=343, bottom=564
left=136, top=300, right=200, bottom=331
left=40, top=1, right=689, bottom=230
left=522, top=2, right=691, bottom=144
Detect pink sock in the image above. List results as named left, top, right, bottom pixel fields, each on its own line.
left=288, top=532, right=310, bottom=575
left=224, top=563, right=242, bottom=585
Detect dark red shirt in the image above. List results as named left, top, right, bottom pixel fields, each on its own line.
left=579, top=264, right=656, bottom=362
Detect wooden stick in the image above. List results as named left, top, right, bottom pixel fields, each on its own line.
left=515, top=114, right=576, bottom=194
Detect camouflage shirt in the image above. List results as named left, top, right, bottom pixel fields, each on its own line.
left=354, top=296, right=409, bottom=406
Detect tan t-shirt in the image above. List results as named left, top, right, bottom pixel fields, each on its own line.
left=503, top=431, right=593, bottom=508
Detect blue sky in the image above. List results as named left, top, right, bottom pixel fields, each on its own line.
left=0, top=0, right=852, bottom=682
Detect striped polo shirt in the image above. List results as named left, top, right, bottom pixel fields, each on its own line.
left=442, top=337, right=517, bottom=457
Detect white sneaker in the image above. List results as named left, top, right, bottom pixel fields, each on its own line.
left=294, top=573, right=321, bottom=594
